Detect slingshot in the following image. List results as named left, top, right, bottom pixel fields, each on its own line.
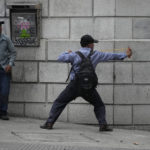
left=100, top=48, right=128, bottom=52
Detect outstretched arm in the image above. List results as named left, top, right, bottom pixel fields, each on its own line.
left=96, top=47, right=132, bottom=62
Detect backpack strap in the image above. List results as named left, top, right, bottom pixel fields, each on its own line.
left=66, top=64, right=75, bottom=82
left=76, top=51, right=86, bottom=60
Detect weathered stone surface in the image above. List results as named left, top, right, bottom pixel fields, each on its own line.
left=9, top=84, right=46, bottom=102
left=70, top=18, right=115, bottom=40
left=114, top=105, right=132, bottom=124
left=48, top=84, right=66, bottom=102
left=116, top=0, right=150, bottom=16
left=42, top=18, right=69, bottom=39
left=97, top=85, right=113, bottom=104
left=114, top=85, right=150, bottom=104
left=48, top=41, right=80, bottom=60
left=94, top=18, right=114, bottom=40
left=16, top=39, right=46, bottom=60
left=0, top=0, right=5, bottom=16
left=133, top=18, right=150, bottom=39
left=115, top=18, right=132, bottom=39
left=25, top=103, right=68, bottom=122
left=133, top=105, right=150, bottom=124
left=39, top=63, right=68, bottom=83
left=6, top=0, right=49, bottom=16
left=8, top=103, right=24, bottom=116
left=133, top=62, right=150, bottom=83
left=114, top=62, right=132, bottom=83
left=70, top=18, right=94, bottom=39
left=115, top=41, right=150, bottom=61
left=96, top=63, right=113, bottom=83
left=68, top=104, right=113, bottom=124
left=94, top=0, right=115, bottom=16
left=12, top=62, right=38, bottom=82
left=49, top=0, right=92, bottom=16
left=94, top=41, right=114, bottom=51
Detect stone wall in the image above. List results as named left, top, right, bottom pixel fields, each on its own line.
left=1, top=0, right=150, bottom=125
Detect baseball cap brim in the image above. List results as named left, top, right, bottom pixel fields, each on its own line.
left=94, top=39, right=99, bottom=43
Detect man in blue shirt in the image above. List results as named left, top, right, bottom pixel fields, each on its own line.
left=0, top=21, right=16, bottom=120
left=41, top=35, right=132, bottom=131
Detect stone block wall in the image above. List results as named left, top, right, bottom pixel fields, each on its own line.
left=0, top=0, right=150, bottom=125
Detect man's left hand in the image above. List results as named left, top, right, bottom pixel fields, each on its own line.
left=126, top=47, right=132, bottom=58
left=5, top=65, right=11, bottom=73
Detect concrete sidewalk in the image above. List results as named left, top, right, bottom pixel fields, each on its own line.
left=0, top=117, right=150, bottom=150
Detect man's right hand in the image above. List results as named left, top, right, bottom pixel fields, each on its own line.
left=126, top=47, right=132, bottom=58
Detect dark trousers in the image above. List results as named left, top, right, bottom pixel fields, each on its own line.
left=0, top=68, right=11, bottom=115
left=47, top=80, right=107, bottom=125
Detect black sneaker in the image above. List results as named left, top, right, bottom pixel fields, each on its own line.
left=40, top=122, right=53, bottom=130
left=99, top=124, right=113, bottom=132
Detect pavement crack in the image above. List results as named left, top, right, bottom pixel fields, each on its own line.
left=80, top=133, right=100, bottom=143
left=11, top=131, right=24, bottom=141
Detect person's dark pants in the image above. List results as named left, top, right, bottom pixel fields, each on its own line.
left=47, top=80, right=107, bottom=125
left=0, top=68, right=11, bottom=116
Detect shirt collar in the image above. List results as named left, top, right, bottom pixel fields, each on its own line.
left=79, top=47, right=92, bottom=52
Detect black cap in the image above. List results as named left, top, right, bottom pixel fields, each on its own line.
left=0, top=21, right=4, bottom=25
left=80, top=34, right=99, bottom=47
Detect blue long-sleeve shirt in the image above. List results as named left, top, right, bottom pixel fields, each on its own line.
left=58, top=47, right=127, bottom=81
left=0, top=34, right=16, bottom=69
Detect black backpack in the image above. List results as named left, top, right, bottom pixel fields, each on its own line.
left=66, top=51, right=98, bottom=90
